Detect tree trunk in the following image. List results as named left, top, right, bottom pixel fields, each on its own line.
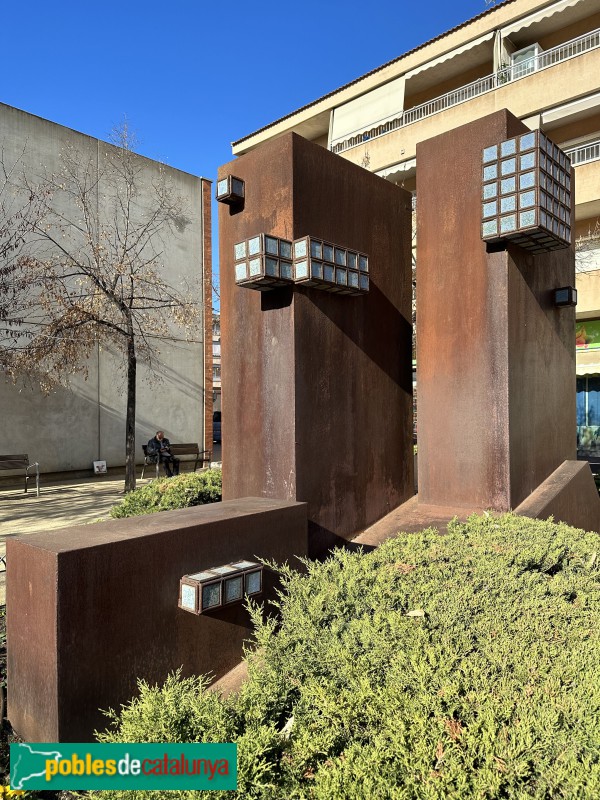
left=125, top=334, right=137, bottom=493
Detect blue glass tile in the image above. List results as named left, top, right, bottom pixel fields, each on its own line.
left=501, top=139, right=516, bottom=157
left=280, top=240, right=292, bottom=259
left=520, top=210, right=536, bottom=227
left=294, top=239, right=307, bottom=259
left=231, top=178, right=244, bottom=197
left=347, top=252, right=357, bottom=269
left=335, top=248, right=347, bottom=266
left=217, top=178, right=228, bottom=196
left=483, top=164, right=498, bottom=181
left=265, top=257, right=278, bottom=277
left=265, top=236, right=278, bottom=256
left=323, top=264, right=335, bottom=282
left=234, top=241, right=247, bottom=260
left=202, top=583, right=221, bottom=609
left=483, top=182, right=497, bottom=199
left=310, top=239, right=322, bottom=259
left=483, top=145, right=498, bottom=163
left=359, top=255, right=368, bottom=272
left=519, top=171, right=535, bottom=190
left=500, top=214, right=517, bottom=232
left=295, top=259, right=308, bottom=279
left=280, top=261, right=293, bottom=280
left=246, top=571, right=261, bottom=595
left=519, top=132, right=536, bottom=151
left=520, top=191, right=535, bottom=209
left=482, top=220, right=498, bottom=237
left=235, top=262, right=247, bottom=282
left=224, top=576, right=243, bottom=603
left=248, top=236, right=261, bottom=256
left=501, top=196, right=516, bottom=213
left=482, top=201, right=497, bottom=218
left=348, top=271, right=359, bottom=288
left=501, top=158, right=516, bottom=175
left=336, top=268, right=348, bottom=285
left=520, top=152, right=535, bottom=170
left=501, top=177, right=516, bottom=194
left=249, top=257, right=262, bottom=276
left=311, top=261, right=323, bottom=279
left=323, top=244, right=334, bottom=262
left=359, top=274, right=369, bottom=291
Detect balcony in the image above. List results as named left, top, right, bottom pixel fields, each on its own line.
left=565, top=138, right=600, bottom=166
left=331, top=28, right=600, bottom=156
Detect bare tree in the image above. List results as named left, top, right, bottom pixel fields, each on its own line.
left=0, top=147, right=46, bottom=362
left=4, top=124, right=200, bottom=492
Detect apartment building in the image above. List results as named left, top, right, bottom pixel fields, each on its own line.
left=231, top=0, right=600, bottom=462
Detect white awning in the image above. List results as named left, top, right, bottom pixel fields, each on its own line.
left=502, top=0, right=585, bottom=38
left=404, top=31, right=495, bottom=80
left=376, top=159, right=417, bottom=181
left=330, top=75, right=406, bottom=144
left=576, top=349, right=600, bottom=375
left=542, top=92, right=600, bottom=125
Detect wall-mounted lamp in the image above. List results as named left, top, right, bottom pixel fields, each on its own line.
left=554, top=286, right=577, bottom=307
left=179, top=560, right=263, bottom=615
left=216, top=175, right=245, bottom=205
left=233, top=234, right=294, bottom=290
left=480, top=131, right=572, bottom=254
left=293, top=237, right=369, bottom=295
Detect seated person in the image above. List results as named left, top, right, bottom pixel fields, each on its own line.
left=147, top=431, right=180, bottom=477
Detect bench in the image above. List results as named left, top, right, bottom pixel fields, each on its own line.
left=0, top=455, right=40, bottom=496
left=141, top=444, right=211, bottom=479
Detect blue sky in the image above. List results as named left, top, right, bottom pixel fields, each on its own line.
left=1, top=0, right=490, bottom=288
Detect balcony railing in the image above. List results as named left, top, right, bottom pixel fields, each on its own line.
left=331, top=28, right=600, bottom=155
left=565, top=139, right=600, bottom=166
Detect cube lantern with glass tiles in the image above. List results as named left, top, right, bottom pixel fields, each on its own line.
left=179, top=560, right=263, bottom=615
left=293, top=237, right=369, bottom=295
left=233, top=234, right=294, bottom=290
left=481, top=130, right=572, bottom=253
left=216, top=174, right=245, bottom=205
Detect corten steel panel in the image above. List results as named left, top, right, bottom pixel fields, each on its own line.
left=514, top=460, right=600, bottom=533
left=7, top=497, right=307, bottom=742
left=219, top=135, right=296, bottom=505
left=7, top=543, right=59, bottom=742
left=417, top=110, right=576, bottom=510
left=220, top=133, right=413, bottom=554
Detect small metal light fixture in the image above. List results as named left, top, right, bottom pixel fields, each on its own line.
left=234, top=234, right=294, bottom=291
left=481, top=130, right=572, bottom=254
left=293, top=237, right=369, bottom=295
left=554, top=286, right=577, bottom=307
left=179, top=560, right=263, bottom=615
left=216, top=174, right=245, bottom=205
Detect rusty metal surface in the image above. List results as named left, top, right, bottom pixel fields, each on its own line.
left=416, top=110, right=576, bottom=510
left=7, top=497, right=308, bottom=742
left=220, top=134, right=413, bottom=555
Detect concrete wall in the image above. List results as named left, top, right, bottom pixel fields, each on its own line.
left=0, top=103, right=208, bottom=472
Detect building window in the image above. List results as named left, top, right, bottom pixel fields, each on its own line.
left=577, top=376, right=600, bottom=455
left=213, top=342, right=221, bottom=357
left=213, top=366, right=221, bottom=380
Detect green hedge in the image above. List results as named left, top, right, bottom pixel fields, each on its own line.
left=110, top=470, right=222, bottom=518
left=95, top=514, right=600, bottom=798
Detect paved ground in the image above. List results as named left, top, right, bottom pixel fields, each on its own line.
left=0, top=445, right=222, bottom=604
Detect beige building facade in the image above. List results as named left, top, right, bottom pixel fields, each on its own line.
left=232, top=0, right=600, bottom=462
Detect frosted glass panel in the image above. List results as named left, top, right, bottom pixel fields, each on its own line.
left=246, top=571, right=262, bottom=595
left=483, top=165, right=498, bottom=181
left=483, top=145, right=498, bottom=163
left=323, top=244, right=334, bottom=262
left=265, top=258, right=278, bottom=277
left=482, top=201, right=497, bottom=218
left=501, top=158, right=516, bottom=175
left=235, top=263, right=248, bottom=281
left=359, top=255, right=368, bottom=272
left=482, top=220, right=498, bottom=237
left=483, top=182, right=497, bottom=199
left=294, top=239, right=307, bottom=259
left=359, top=274, right=369, bottom=290
left=500, top=196, right=516, bottom=214
left=202, top=583, right=221, bottom=609
left=224, top=576, right=243, bottom=603
left=180, top=584, right=196, bottom=611
left=295, top=259, right=308, bottom=279
left=501, top=177, right=516, bottom=194
left=324, top=264, right=335, bottom=282
left=520, top=210, right=536, bottom=227
left=500, top=215, right=516, bottom=232
left=520, top=152, right=535, bottom=170
left=335, top=248, right=347, bottom=266
left=234, top=241, right=246, bottom=260
left=347, top=252, right=357, bottom=269
left=519, top=132, right=536, bottom=151
left=280, top=261, right=293, bottom=280
left=519, top=191, right=535, bottom=209
left=519, top=171, right=535, bottom=190
left=501, top=139, right=516, bottom=157
left=249, top=258, right=262, bottom=276
left=265, top=236, right=278, bottom=256
left=248, top=237, right=261, bottom=256
left=310, top=240, right=322, bottom=259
